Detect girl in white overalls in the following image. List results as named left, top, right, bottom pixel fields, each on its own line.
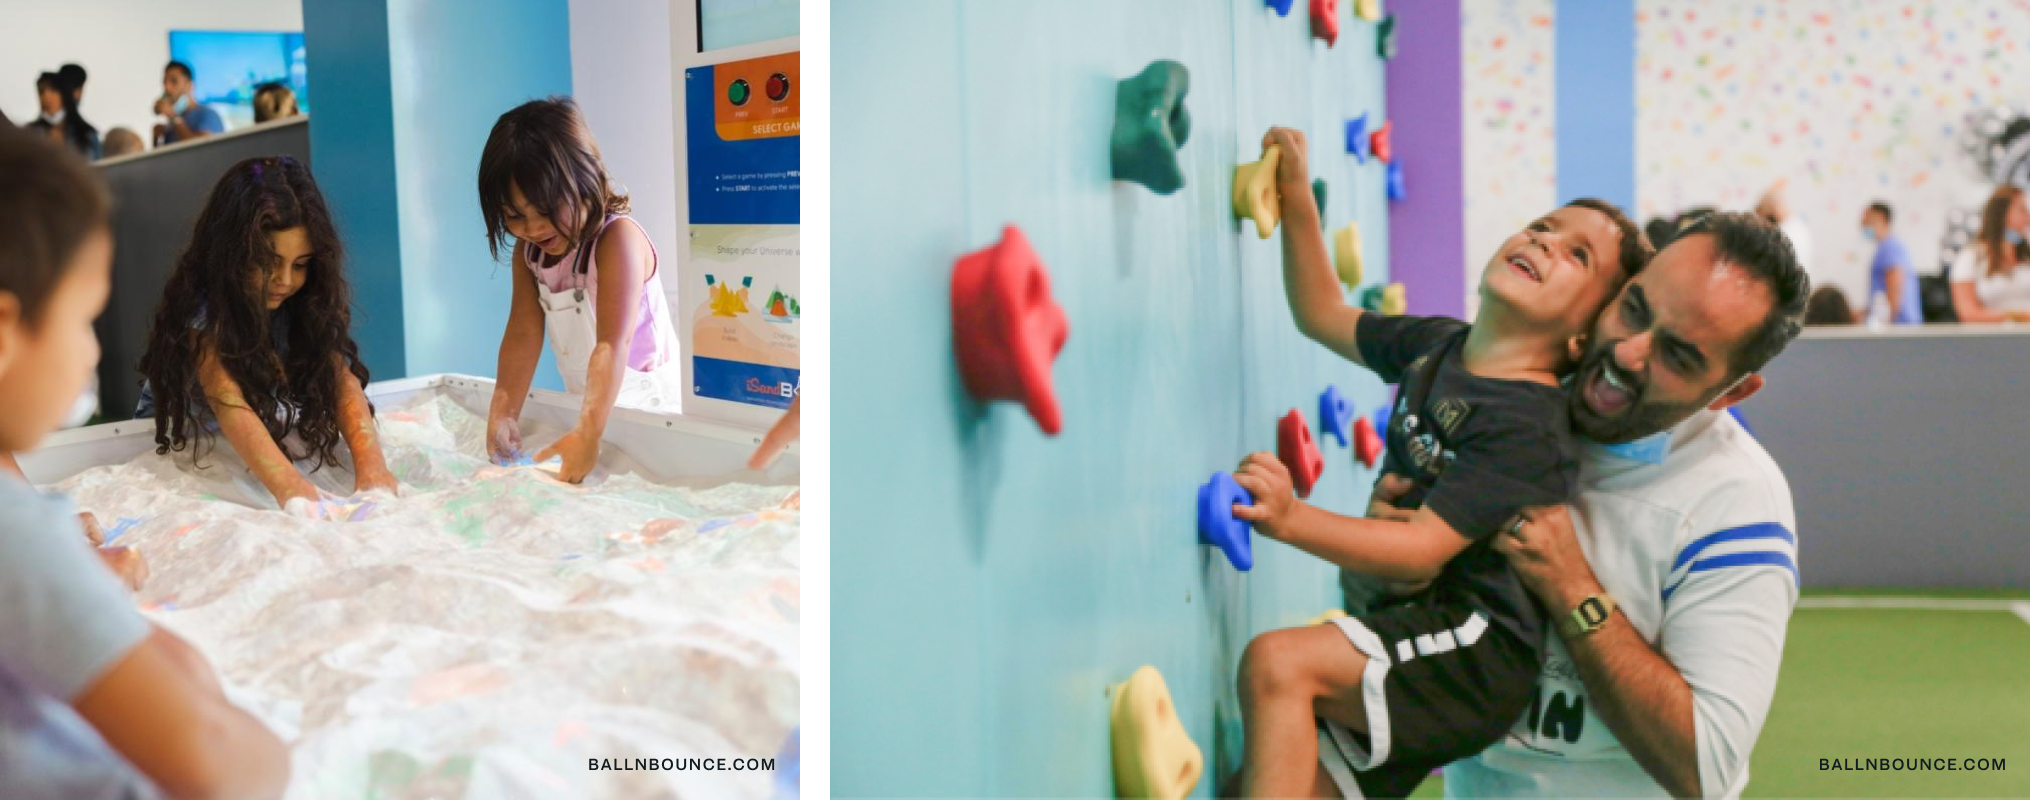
left=477, top=98, right=684, bottom=483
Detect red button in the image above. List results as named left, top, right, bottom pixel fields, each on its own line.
left=1278, top=409, right=1325, bottom=498
left=1353, top=415, right=1383, bottom=468
left=1312, top=0, right=1340, bottom=46
left=952, top=225, right=1070, bottom=435
left=766, top=73, right=791, bottom=102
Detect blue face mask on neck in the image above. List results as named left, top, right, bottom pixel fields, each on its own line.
left=1862, top=227, right=1879, bottom=243
left=172, top=95, right=191, bottom=114
left=2009, top=230, right=2027, bottom=247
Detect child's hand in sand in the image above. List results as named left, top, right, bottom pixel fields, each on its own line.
left=353, top=464, right=401, bottom=497
left=1262, top=126, right=1311, bottom=196
left=97, top=545, right=148, bottom=592
left=78, top=511, right=105, bottom=546
left=487, top=415, right=526, bottom=466
left=536, top=427, right=600, bottom=484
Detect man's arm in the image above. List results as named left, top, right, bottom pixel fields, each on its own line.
left=1501, top=507, right=1798, bottom=799
left=1884, top=266, right=1906, bottom=318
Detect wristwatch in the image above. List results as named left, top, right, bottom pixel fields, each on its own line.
left=1558, top=592, right=1618, bottom=637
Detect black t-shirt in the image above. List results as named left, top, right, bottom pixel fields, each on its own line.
left=1353, top=312, right=1580, bottom=638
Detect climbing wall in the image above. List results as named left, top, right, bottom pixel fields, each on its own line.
left=835, top=1, right=1396, bottom=795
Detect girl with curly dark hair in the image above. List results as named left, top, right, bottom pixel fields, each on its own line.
left=136, top=155, right=399, bottom=512
left=476, top=97, right=682, bottom=483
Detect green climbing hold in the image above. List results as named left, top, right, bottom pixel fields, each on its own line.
left=1377, top=13, right=1398, bottom=60
left=1312, top=177, right=1327, bottom=216
left=1110, top=60, right=1192, bottom=195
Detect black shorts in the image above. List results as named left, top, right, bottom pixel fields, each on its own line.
left=1314, top=599, right=1545, bottom=798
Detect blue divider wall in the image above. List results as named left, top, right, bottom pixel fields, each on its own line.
left=835, top=1, right=1400, bottom=794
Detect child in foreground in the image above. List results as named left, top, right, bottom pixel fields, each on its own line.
left=0, top=125, right=288, bottom=800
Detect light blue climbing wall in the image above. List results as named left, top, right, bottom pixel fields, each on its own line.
left=835, top=1, right=1395, bottom=795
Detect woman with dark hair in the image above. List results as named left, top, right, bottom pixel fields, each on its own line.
left=252, top=82, right=299, bottom=124
left=28, top=71, right=100, bottom=160
left=137, top=156, right=401, bottom=515
left=1948, top=186, right=2030, bottom=323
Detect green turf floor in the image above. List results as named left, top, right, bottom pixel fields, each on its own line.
left=1405, top=597, right=2030, bottom=798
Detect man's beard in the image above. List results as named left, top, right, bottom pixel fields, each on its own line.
left=1567, top=340, right=1712, bottom=444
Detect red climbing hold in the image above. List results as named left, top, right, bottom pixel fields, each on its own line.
left=1278, top=409, right=1326, bottom=498
left=1312, top=0, right=1340, bottom=46
left=951, top=225, right=1071, bottom=435
left=1370, top=119, right=1393, bottom=164
left=1352, top=415, right=1383, bottom=468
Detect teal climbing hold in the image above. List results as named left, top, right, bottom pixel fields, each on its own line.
left=1110, top=60, right=1192, bottom=195
left=1312, top=177, right=1327, bottom=216
left=1377, top=13, right=1398, bottom=59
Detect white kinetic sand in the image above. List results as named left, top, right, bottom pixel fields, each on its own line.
left=53, top=392, right=798, bottom=799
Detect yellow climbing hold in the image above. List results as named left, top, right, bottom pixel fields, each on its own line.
left=1110, top=665, right=1203, bottom=799
left=1333, top=223, right=1363, bottom=288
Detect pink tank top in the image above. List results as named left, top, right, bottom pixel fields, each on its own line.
left=524, top=215, right=678, bottom=372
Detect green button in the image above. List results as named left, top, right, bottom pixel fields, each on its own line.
left=728, top=79, right=751, bottom=105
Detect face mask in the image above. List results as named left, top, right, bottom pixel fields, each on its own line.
left=1861, top=227, right=1878, bottom=243
left=2009, top=230, right=2026, bottom=247
left=172, top=95, right=191, bottom=114
left=39, top=109, right=64, bottom=125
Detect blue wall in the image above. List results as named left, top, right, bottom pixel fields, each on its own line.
left=303, top=0, right=407, bottom=379
left=301, top=0, right=569, bottom=388
left=1554, top=0, right=1637, bottom=210
left=390, top=0, right=571, bottom=388
left=835, top=0, right=1395, bottom=794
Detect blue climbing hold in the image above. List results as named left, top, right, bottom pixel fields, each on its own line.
left=1266, top=0, right=1295, bottom=16
left=1345, top=114, right=1369, bottom=163
left=1319, top=385, right=1354, bottom=447
left=1197, top=472, right=1255, bottom=571
left=1386, top=160, right=1407, bottom=202
left=1372, top=401, right=1392, bottom=441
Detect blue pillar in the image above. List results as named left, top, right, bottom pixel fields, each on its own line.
left=1555, top=0, right=1636, bottom=212
left=303, top=0, right=406, bottom=379
left=301, top=0, right=572, bottom=386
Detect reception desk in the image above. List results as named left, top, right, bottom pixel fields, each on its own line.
left=1738, top=324, right=2030, bottom=589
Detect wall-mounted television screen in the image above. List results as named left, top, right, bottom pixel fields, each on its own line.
left=168, top=30, right=308, bottom=132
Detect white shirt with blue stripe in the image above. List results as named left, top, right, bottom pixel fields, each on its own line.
left=1445, top=408, right=1799, bottom=799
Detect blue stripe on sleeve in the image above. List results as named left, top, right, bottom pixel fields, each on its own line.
left=1672, top=522, right=1796, bottom=572
left=1663, top=550, right=1801, bottom=604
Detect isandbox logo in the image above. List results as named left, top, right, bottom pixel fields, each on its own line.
left=744, top=378, right=798, bottom=399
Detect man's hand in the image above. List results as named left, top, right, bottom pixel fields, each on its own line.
left=1262, top=126, right=1312, bottom=196
left=1229, top=451, right=1296, bottom=537
left=1494, top=504, right=1603, bottom=611
left=153, top=96, right=174, bottom=117
left=1365, top=473, right=1416, bottom=522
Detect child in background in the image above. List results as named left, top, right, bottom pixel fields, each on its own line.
left=137, top=155, right=399, bottom=515
left=1229, top=127, right=1651, bottom=798
left=477, top=97, right=684, bottom=483
left=0, top=126, right=288, bottom=800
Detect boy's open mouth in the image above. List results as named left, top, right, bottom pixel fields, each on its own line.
left=1506, top=253, right=1544, bottom=284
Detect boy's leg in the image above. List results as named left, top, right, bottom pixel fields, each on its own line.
left=1239, top=625, right=1369, bottom=798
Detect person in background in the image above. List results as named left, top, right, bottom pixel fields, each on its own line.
left=101, top=127, right=143, bottom=158
left=0, top=125, right=290, bottom=800
left=252, top=82, right=298, bottom=124
left=1860, top=201, right=1921, bottom=326
left=1804, top=286, right=1858, bottom=326
left=151, top=61, right=223, bottom=146
left=1756, top=181, right=1813, bottom=282
left=28, top=71, right=101, bottom=160
left=58, top=63, right=87, bottom=104
left=1949, top=186, right=2030, bottom=324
